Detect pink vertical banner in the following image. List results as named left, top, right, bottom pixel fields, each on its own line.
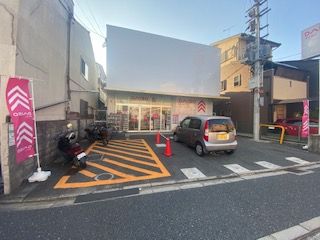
left=301, top=99, right=309, bottom=138
left=5, top=78, right=35, bottom=163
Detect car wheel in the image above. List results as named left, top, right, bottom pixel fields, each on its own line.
left=173, top=134, right=179, bottom=142
left=224, top=150, right=235, bottom=155
left=195, top=142, right=204, bottom=156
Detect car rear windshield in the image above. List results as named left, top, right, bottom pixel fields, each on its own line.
left=208, top=119, right=235, bottom=133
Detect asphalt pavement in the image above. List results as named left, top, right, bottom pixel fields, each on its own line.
left=1, top=167, right=320, bottom=239
left=0, top=134, right=319, bottom=204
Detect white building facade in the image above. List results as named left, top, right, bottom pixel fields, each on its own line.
left=106, top=26, right=225, bottom=132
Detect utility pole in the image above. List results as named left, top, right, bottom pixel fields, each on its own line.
left=253, top=2, right=261, bottom=141
left=246, top=0, right=270, bottom=141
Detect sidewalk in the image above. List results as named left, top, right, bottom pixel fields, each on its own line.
left=301, top=230, right=320, bottom=240
left=259, top=216, right=320, bottom=240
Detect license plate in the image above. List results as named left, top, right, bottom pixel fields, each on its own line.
left=77, top=152, right=86, bottom=160
left=217, top=133, right=228, bottom=140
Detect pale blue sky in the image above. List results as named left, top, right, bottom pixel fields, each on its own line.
left=74, top=0, right=320, bottom=71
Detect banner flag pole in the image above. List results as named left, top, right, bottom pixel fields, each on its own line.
left=28, top=79, right=51, bottom=182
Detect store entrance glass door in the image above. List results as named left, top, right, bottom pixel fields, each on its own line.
left=151, top=107, right=161, bottom=131
left=129, top=106, right=139, bottom=131
left=116, top=104, right=171, bottom=131
left=161, top=107, right=171, bottom=130
left=140, top=107, right=150, bottom=131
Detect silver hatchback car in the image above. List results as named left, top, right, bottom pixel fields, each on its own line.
left=173, top=115, right=237, bottom=156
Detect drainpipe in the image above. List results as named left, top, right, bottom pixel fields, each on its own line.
left=66, top=12, right=72, bottom=104
left=58, top=0, right=72, bottom=115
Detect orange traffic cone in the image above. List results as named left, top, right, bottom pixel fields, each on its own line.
left=156, top=131, right=161, bottom=144
left=164, top=138, right=172, bottom=157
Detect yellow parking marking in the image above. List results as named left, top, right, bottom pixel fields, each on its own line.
left=111, top=139, right=145, bottom=145
left=141, top=139, right=171, bottom=176
left=109, top=142, right=146, bottom=149
left=96, top=143, right=150, bottom=154
left=55, top=174, right=169, bottom=189
left=94, top=145, right=154, bottom=160
left=91, top=149, right=158, bottom=167
left=55, top=139, right=171, bottom=189
left=104, top=159, right=162, bottom=176
left=107, top=142, right=147, bottom=150
left=87, top=161, right=134, bottom=179
left=110, top=139, right=145, bottom=146
left=79, top=169, right=97, bottom=178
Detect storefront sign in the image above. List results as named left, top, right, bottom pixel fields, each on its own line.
left=177, top=97, right=195, bottom=104
left=198, top=100, right=206, bottom=113
left=6, top=78, right=35, bottom=163
left=129, top=96, right=157, bottom=104
left=301, top=99, right=309, bottom=138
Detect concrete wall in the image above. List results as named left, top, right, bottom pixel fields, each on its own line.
left=69, top=21, right=98, bottom=116
left=0, top=0, right=21, bottom=194
left=15, top=0, right=73, bottom=121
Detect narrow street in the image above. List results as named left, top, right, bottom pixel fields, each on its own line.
left=1, top=166, right=320, bottom=240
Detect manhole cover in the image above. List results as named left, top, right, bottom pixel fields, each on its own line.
left=94, top=173, right=114, bottom=181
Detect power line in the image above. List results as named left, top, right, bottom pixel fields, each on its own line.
left=73, top=0, right=102, bottom=37
left=74, top=13, right=106, bottom=39
left=274, top=52, right=301, bottom=61
left=84, top=1, right=104, bottom=36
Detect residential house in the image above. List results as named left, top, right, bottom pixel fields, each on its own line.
left=280, top=60, right=319, bottom=119
left=211, top=34, right=309, bottom=133
left=0, top=0, right=99, bottom=194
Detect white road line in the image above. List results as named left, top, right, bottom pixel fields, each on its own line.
left=155, top=144, right=166, bottom=148
left=224, top=164, right=251, bottom=174
left=255, top=161, right=281, bottom=169
left=285, top=157, right=310, bottom=164
left=181, top=168, right=206, bottom=179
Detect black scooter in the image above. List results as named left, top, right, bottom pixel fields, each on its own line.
left=58, top=125, right=87, bottom=169
left=84, top=123, right=112, bottom=145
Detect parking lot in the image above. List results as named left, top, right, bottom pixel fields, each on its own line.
left=53, top=134, right=320, bottom=190
left=55, top=139, right=171, bottom=189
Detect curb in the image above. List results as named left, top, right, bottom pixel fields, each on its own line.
left=0, top=161, right=319, bottom=208
left=258, top=216, right=320, bottom=240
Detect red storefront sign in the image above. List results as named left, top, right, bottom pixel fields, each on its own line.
left=6, top=78, right=35, bottom=163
